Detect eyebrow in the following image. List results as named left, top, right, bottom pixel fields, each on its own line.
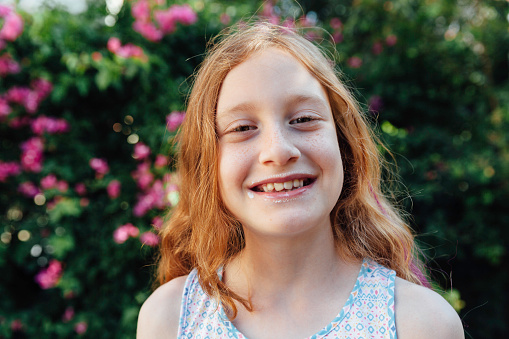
left=286, top=94, right=330, bottom=111
left=217, top=94, right=329, bottom=119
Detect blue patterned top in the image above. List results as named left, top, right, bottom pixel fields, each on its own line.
left=177, top=258, right=397, bottom=338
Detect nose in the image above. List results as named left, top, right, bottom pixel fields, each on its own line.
left=258, top=125, right=301, bottom=166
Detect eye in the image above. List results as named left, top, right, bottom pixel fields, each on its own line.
left=290, top=116, right=314, bottom=124
left=231, top=125, right=256, bottom=132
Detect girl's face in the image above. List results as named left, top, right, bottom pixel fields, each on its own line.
left=216, top=48, right=344, bottom=238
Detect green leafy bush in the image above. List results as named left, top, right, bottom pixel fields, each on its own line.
left=0, top=0, right=507, bottom=337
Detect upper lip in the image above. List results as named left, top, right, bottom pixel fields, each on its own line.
left=248, top=173, right=317, bottom=190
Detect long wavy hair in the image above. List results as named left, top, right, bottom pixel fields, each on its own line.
left=157, top=22, right=429, bottom=318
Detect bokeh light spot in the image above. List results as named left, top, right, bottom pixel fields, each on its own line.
left=34, top=194, right=46, bottom=206
left=18, top=230, right=31, bottom=242
left=127, top=134, right=139, bottom=144
left=124, top=115, right=134, bottom=125
left=31, top=244, right=43, bottom=257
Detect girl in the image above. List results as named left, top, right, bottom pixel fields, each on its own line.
left=137, top=23, right=464, bottom=339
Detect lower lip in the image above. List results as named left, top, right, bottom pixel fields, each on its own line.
left=252, top=181, right=314, bottom=201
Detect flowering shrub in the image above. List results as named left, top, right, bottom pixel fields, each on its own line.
left=0, top=0, right=507, bottom=338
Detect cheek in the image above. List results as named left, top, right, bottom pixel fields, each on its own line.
left=306, top=130, right=343, bottom=168
left=218, top=143, right=254, bottom=195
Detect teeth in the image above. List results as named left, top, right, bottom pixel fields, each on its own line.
left=274, top=182, right=284, bottom=191
left=257, top=179, right=307, bottom=192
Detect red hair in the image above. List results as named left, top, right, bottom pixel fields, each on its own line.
left=157, top=22, right=429, bottom=318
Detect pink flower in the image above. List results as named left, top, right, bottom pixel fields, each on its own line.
left=0, top=160, right=20, bottom=182
left=133, top=179, right=168, bottom=216
left=89, top=158, right=109, bottom=176
left=108, top=38, right=148, bottom=61
left=62, top=306, right=74, bottom=322
left=281, top=18, right=296, bottom=32
left=330, top=17, right=343, bottom=30
left=154, top=154, right=168, bottom=168
left=18, top=181, right=40, bottom=198
left=40, top=174, right=57, bottom=189
left=220, top=13, right=230, bottom=25
left=262, top=3, right=274, bottom=17
left=0, top=6, right=11, bottom=16
left=107, top=180, right=121, bottom=199
left=386, top=34, right=398, bottom=46
left=91, top=51, right=102, bottom=61
left=154, top=9, right=176, bottom=34
left=137, top=172, right=154, bottom=190
left=31, top=116, right=70, bottom=135
left=75, top=183, right=86, bottom=195
left=166, top=111, right=185, bottom=132
left=74, top=321, right=88, bottom=335
left=153, top=4, right=197, bottom=34
left=0, top=11, right=23, bottom=42
left=140, top=231, right=159, bottom=247
left=34, top=259, right=63, bottom=289
left=131, top=162, right=153, bottom=190
left=80, top=198, right=89, bottom=207
left=20, top=137, right=44, bottom=172
left=131, top=0, right=151, bottom=22
left=118, top=44, right=146, bottom=60
left=133, top=21, right=163, bottom=42
left=332, top=32, right=343, bottom=44
left=57, top=180, right=68, bottom=192
left=31, top=78, right=53, bottom=100
left=133, top=192, right=155, bottom=217
left=8, top=116, right=31, bottom=128
left=133, top=142, right=151, bottom=160
left=0, top=53, right=20, bottom=77
left=347, top=56, right=363, bottom=68
left=113, top=223, right=139, bottom=244
left=5, top=86, right=41, bottom=113
left=368, top=95, right=383, bottom=113
left=372, top=41, right=383, bottom=55
left=152, top=216, right=163, bottom=230
left=10, top=319, right=23, bottom=331
left=0, top=97, right=11, bottom=119
left=6, top=86, right=30, bottom=103
left=168, top=4, right=197, bottom=25
left=107, top=37, right=121, bottom=53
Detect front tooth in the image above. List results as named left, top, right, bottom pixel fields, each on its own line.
left=274, top=182, right=284, bottom=191
left=267, top=183, right=274, bottom=191
left=284, top=181, right=293, bottom=190
left=293, top=179, right=300, bottom=188
left=262, top=184, right=268, bottom=192
left=300, top=179, right=304, bottom=187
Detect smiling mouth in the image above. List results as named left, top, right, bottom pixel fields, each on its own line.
left=251, top=178, right=315, bottom=193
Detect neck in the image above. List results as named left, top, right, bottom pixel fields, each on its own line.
left=225, top=220, right=348, bottom=300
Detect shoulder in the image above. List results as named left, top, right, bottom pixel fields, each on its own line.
left=394, top=277, right=464, bottom=339
left=136, top=275, right=188, bottom=339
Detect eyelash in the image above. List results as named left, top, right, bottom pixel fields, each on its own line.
left=227, top=115, right=316, bottom=134
left=290, top=116, right=314, bottom=124
left=231, top=125, right=256, bottom=132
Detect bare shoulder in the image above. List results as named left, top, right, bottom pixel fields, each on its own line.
left=136, top=275, right=188, bottom=339
left=395, top=277, right=464, bottom=339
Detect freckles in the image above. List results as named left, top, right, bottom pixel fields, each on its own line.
left=304, top=132, right=341, bottom=162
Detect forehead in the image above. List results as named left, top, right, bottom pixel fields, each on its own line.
left=216, top=47, right=330, bottom=116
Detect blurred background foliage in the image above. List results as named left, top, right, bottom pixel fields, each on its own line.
left=0, top=0, right=507, bottom=337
